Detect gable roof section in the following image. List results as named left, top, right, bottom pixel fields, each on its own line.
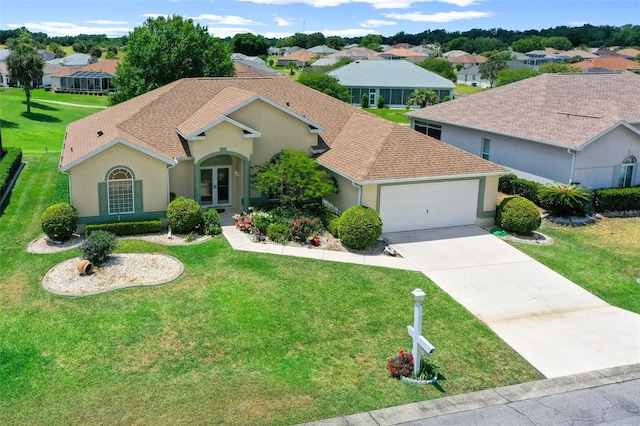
left=61, top=76, right=506, bottom=182
left=573, top=57, right=640, bottom=72
left=408, top=72, right=640, bottom=150
left=328, top=60, right=455, bottom=89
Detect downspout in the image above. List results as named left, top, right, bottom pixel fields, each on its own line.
left=567, top=149, right=576, bottom=184
left=352, top=181, right=362, bottom=206
left=167, top=160, right=177, bottom=205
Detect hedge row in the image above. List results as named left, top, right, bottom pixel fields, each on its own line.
left=85, top=220, right=162, bottom=236
left=498, top=173, right=542, bottom=205
left=593, top=187, right=640, bottom=212
left=0, top=147, right=23, bottom=199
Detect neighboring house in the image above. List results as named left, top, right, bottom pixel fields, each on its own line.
left=0, top=61, right=65, bottom=88
left=446, top=53, right=487, bottom=68
left=560, top=49, right=597, bottom=60
left=231, top=53, right=266, bottom=65
left=617, top=48, right=640, bottom=60
left=60, top=76, right=506, bottom=233
left=327, top=60, right=455, bottom=107
left=311, top=46, right=384, bottom=70
left=277, top=50, right=317, bottom=67
left=308, top=45, right=338, bottom=56
left=49, top=53, right=92, bottom=67
left=522, top=50, right=565, bottom=66
left=573, top=57, right=640, bottom=73
left=457, top=61, right=529, bottom=88
left=411, top=46, right=434, bottom=57
left=51, top=59, right=119, bottom=93
left=407, top=72, right=640, bottom=189
left=268, top=46, right=302, bottom=57
left=442, top=50, right=469, bottom=59
left=377, top=48, right=428, bottom=63
left=233, top=60, right=280, bottom=77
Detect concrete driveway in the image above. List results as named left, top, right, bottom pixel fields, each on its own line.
left=384, top=226, right=640, bottom=378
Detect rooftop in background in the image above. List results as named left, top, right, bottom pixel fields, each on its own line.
left=328, top=60, right=455, bottom=89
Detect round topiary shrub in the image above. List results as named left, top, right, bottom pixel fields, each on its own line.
left=267, top=222, right=291, bottom=244
left=79, top=230, right=118, bottom=266
left=41, top=202, right=78, bottom=241
left=338, top=206, right=382, bottom=249
left=166, top=197, right=203, bottom=234
left=498, top=196, right=541, bottom=235
left=202, top=209, right=222, bottom=236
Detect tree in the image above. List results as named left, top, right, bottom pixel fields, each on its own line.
left=539, top=63, right=581, bottom=73
left=7, top=32, right=44, bottom=114
left=307, top=32, right=326, bottom=48
left=542, top=36, right=573, bottom=51
left=90, top=47, right=103, bottom=59
left=511, top=36, right=544, bottom=53
left=479, top=55, right=507, bottom=88
left=360, top=34, right=382, bottom=51
left=297, top=74, right=350, bottom=102
left=446, top=36, right=468, bottom=52
left=407, top=88, right=439, bottom=108
left=110, top=15, right=234, bottom=105
left=231, top=33, right=270, bottom=56
left=495, top=67, right=541, bottom=86
left=254, top=150, right=338, bottom=208
left=326, top=35, right=345, bottom=50
left=416, top=58, right=456, bottom=82
left=48, top=42, right=66, bottom=58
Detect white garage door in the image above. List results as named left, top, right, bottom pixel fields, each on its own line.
left=379, top=180, right=479, bottom=233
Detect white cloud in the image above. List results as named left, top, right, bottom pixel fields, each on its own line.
left=190, top=14, right=264, bottom=26
left=263, top=31, right=296, bottom=38
left=385, top=10, right=494, bottom=22
left=207, top=27, right=257, bottom=38
left=142, top=14, right=172, bottom=19
left=321, top=28, right=378, bottom=37
left=360, top=19, right=397, bottom=28
left=274, top=16, right=295, bottom=26
left=568, top=21, right=590, bottom=27
left=236, top=0, right=480, bottom=8
left=85, top=20, right=129, bottom=25
left=8, top=21, right=132, bottom=38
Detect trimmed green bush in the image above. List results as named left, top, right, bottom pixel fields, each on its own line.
left=79, top=230, right=118, bottom=266
left=85, top=220, right=162, bottom=236
left=538, top=183, right=592, bottom=216
left=202, top=209, right=222, bottom=236
left=360, top=93, right=368, bottom=109
left=498, top=173, right=518, bottom=194
left=327, top=215, right=341, bottom=237
left=41, top=202, right=78, bottom=241
left=267, top=222, right=291, bottom=244
left=0, top=147, right=22, bottom=199
left=339, top=206, right=382, bottom=249
left=498, top=196, right=541, bottom=235
left=513, top=179, right=542, bottom=205
left=593, top=187, right=640, bottom=212
left=377, top=95, right=384, bottom=108
left=166, top=197, right=203, bottom=234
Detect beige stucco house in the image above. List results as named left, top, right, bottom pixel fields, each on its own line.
left=60, top=76, right=507, bottom=233
left=407, top=72, right=640, bottom=189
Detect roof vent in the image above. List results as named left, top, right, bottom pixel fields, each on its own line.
left=97, top=130, right=104, bottom=137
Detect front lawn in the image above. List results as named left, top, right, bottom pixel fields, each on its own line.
left=363, top=107, right=411, bottom=125
left=0, top=87, right=542, bottom=424
left=510, top=218, right=640, bottom=314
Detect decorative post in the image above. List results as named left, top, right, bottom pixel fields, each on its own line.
left=407, top=288, right=435, bottom=377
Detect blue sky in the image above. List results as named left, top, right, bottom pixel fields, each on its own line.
left=2, top=0, right=638, bottom=39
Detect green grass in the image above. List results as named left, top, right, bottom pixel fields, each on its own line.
left=32, top=89, right=110, bottom=107
left=0, top=87, right=544, bottom=425
left=510, top=218, right=640, bottom=314
left=363, top=107, right=411, bottom=125
left=454, top=84, right=488, bottom=96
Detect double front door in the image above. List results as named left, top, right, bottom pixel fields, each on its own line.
left=200, top=166, right=231, bottom=206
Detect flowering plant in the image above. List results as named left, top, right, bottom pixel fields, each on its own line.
left=386, top=349, right=414, bottom=379
left=290, top=216, right=322, bottom=242
left=233, top=210, right=271, bottom=234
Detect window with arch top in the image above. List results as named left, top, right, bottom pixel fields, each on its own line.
left=98, top=167, right=143, bottom=216
left=619, top=156, right=636, bottom=188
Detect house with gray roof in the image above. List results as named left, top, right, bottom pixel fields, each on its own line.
left=308, top=45, right=338, bottom=56
left=457, top=61, right=530, bottom=88
left=327, top=60, right=455, bottom=107
left=49, top=53, right=92, bottom=67
left=407, top=72, right=640, bottom=189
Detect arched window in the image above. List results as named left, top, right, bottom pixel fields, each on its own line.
left=107, top=167, right=134, bottom=214
left=619, top=156, right=636, bottom=188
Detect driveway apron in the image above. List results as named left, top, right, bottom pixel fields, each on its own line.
left=384, top=225, right=640, bottom=378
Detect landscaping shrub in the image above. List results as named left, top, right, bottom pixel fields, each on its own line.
left=327, top=215, right=341, bottom=237
left=202, top=209, right=222, bottom=236
left=85, top=220, right=162, bottom=236
left=166, top=197, right=203, bottom=234
left=267, top=205, right=303, bottom=224
left=498, top=196, right=541, bottom=235
left=41, top=202, right=78, bottom=241
left=593, top=187, right=640, bottom=212
left=234, top=210, right=271, bottom=234
left=79, top=230, right=118, bottom=266
left=498, top=173, right=518, bottom=194
left=0, top=147, right=22, bottom=199
left=267, top=222, right=291, bottom=244
left=538, top=183, right=592, bottom=217
left=377, top=95, right=384, bottom=108
left=360, top=93, right=368, bottom=109
left=513, top=179, right=542, bottom=205
left=339, top=206, right=382, bottom=249
left=290, top=216, right=322, bottom=241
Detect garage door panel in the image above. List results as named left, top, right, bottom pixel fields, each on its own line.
left=380, top=180, right=479, bottom=233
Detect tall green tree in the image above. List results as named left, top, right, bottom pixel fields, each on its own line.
left=110, top=15, right=234, bottom=105
left=297, top=74, right=350, bottom=102
left=231, top=33, right=270, bottom=56
left=407, top=88, right=439, bottom=108
left=511, top=36, right=544, bottom=53
left=479, top=55, right=507, bottom=88
left=325, top=35, right=345, bottom=50
left=360, top=34, right=382, bottom=51
left=7, top=32, right=44, bottom=114
left=416, top=58, right=456, bottom=82
left=254, top=150, right=338, bottom=208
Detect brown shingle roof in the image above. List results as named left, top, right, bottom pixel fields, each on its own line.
left=408, top=72, right=640, bottom=150
left=573, top=57, right=640, bottom=72
left=281, top=50, right=317, bottom=62
left=61, top=77, right=506, bottom=181
left=54, top=59, right=119, bottom=76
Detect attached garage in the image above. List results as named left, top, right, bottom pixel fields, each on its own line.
left=379, top=180, right=480, bottom=233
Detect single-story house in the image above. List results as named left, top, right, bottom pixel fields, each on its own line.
left=51, top=59, right=119, bottom=93
left=573, top=57, right=640, bottom=74
left=446, top=53, right=487, bottom=69
left=60, top=76, right=507, bottom=233
left=377, top=48, right=428, bottom=63
left=0, top=61, right=65, bottom=88
left=277, top=49, right=317, bottom=67
left=327, top=60, right=455, bottom=107
left=308, top=45, right=338, bottom=56
left=457, top=61, right=529, bottom=88
left=407, top=72, right=640, bottom=189
left=49, top=53, right=92, bottom=67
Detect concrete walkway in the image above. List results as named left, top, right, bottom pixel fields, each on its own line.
left=383, top=226, right=640, bottom=378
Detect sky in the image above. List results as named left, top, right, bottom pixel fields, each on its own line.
left=1, top=0, right=638, bottom=40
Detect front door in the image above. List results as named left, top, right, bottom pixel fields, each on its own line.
left=200, top=166, right=231, bottom=206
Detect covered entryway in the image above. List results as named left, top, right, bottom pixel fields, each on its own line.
left=379, top=180, right=479, bottom=233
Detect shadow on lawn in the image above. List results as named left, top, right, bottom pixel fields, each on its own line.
left=0, top=118, right=19, bottom=129
left=23, top=100, right=59, bottom=111
left=20, top=111, right=61, bottom=123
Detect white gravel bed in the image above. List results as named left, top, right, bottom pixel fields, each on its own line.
left=42, top=253, right=184, bottom=297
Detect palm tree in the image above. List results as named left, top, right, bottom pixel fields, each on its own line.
left=7, top=33, right=44, bottom=114
left=407, top=88, right=440, bottom=109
